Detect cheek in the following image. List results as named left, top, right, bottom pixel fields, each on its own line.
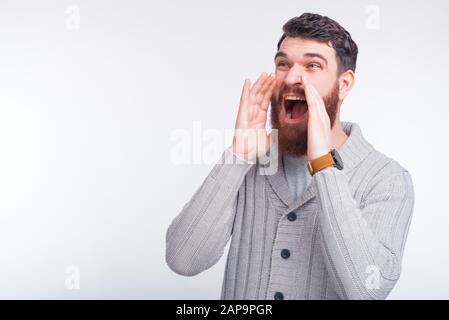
left=273, top=73, right=285, bottom=94
left=310, top=77, right=335, bottom=97
left=275, top=70, right=286, bottom=84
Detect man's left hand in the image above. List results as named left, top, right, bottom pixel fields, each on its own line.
left=304, top=75, right=333, bottom=161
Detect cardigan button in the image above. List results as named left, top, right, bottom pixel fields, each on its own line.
left=281, top=249, right=290, bottom=259
left=287, top=211, right=297, bottom=222
left=274, top=292, right=284, bottom=300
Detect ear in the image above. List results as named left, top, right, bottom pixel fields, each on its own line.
left=338, top=70, right=355, bottom=100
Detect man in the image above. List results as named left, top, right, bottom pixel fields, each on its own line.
left=166, top=13, right=414, bottom=300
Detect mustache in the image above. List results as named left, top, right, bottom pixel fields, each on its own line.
left=281, top=87, right=305, bottom=97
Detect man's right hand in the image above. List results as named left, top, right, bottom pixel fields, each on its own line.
left=231, top=72, right=276, bottom=162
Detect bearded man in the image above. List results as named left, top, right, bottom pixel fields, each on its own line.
left=166, top=13, right=415, bottom=300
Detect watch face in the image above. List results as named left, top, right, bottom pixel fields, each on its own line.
left=331, top=149, right=344, bottom=170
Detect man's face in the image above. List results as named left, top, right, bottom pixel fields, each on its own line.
left=270, top=37, right=341, bottom=157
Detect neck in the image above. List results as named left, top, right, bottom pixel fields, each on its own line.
left=331, top=120, right=349, bottom=151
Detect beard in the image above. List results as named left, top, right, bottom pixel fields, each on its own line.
left=270, top=81, right=340, bottom=158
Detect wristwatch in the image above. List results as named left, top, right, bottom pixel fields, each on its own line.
left=307, top=149, right=344, bottom=176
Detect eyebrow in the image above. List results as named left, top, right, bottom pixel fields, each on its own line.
left=274, top=51, right=328, bottom=66
left=274, top=51, right=287, bottom=60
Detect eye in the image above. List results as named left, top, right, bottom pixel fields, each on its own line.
left=308, top=63, right=321, bottom=69
left=276, top=61, right=289, bottom=68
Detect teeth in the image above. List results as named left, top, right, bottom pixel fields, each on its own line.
left=287, top=109, right=292, bottom=119
left=285, top=96, right=305, bottom=101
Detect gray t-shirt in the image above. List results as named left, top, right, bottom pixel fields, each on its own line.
left=283, top=154, right=312, bottom=201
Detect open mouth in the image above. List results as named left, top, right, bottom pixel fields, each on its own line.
left=283, top=95, right=308, bottom=122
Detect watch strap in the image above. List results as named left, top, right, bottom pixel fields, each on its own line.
left=307, top=151, right=335, bottom=175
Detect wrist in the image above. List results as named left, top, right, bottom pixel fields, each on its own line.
left=309, top=148, right=332, bottom=161
left=227, top=145, right=256, bottom=164
left=308, top=149, right=344, bottom=176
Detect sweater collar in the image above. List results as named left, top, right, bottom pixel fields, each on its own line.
left=261, top=121, right=374, bottom=209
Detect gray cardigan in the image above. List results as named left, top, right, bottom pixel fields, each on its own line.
left=166, top=121, right=415, bottom=300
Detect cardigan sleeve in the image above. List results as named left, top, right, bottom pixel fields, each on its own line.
left=165, top=148, right=254, bottom=276
left=313, top=167, right=414, bottom=299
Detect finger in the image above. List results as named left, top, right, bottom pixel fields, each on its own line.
left=252, top=77, right=270, bottom=118
left=236, top=79, right=251, bottom=123
left=251, top=72, right=269, bottom=93
left=259, top=73, right=274, bottom=95
left=256, top=74, right=275, bottom=105
left=261, top=75, right=276, bottom=108
left=256, top=83, right=275, bottom=115
left=309, top=83, right=328, bottom=119
left=304, top=76, right=327, bottom=120
left=240, top=78, right=250, bottom=106
left=251, top=75, right=275, bottom=122
left=303, top=75, right=319, bottom=118
left=249, top=72, right=269, bottom=105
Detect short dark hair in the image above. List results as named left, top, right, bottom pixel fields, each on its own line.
left=277, top=13, right=358, bottom=74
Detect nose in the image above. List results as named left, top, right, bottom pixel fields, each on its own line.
left=284, top=64, right=305, bottom=88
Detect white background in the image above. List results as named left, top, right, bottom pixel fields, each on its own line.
left=0, top=0, right=447, bottom=299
